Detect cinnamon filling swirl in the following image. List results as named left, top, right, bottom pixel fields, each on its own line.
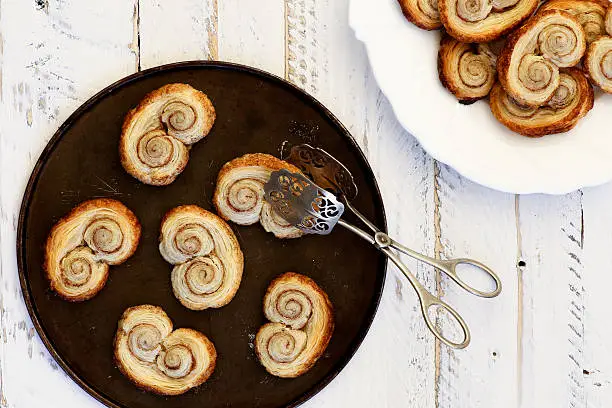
left=497, top=10, right=586, bottom=106
left=214, top=153, right=304, bottom=239
left=585, top=36, right=612, bottom=93
left=490, top=68, right=594, bottom=136
left=255, top=272, right=334, bottom=378
left=120, top=83, right=215, bottom=186
left=114, top=305, right=216, bottom=395
left=159, top=205, right=243, bottom=310
left=45, top=199, right=140, bottom=301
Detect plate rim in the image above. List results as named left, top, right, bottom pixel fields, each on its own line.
left=17, top=60, right=388, bottom=408
left=348, top=0, right=612, bottom=195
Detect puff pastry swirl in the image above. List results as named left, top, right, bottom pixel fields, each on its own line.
left=114, top=305, right=216, bottom=395
left=255, top=272, right=334, bottom=378
left=213, top=153, right=303, bottom=239
left=584, top=6, right=612, bottom=93
left=607, top=5, right=612, bottom=36
left=120, top=83, right=215, bottom=186
left=438, top=0, right=538, bottom=42
left=585, top=35, right=612, bottom=92
left=490, top=68, right=594, bottom=136
left=45, top=199, right=141, bottom=301
left=438, top=35, right=497, bottom=103
left=397, top=0, right=442, bottom=30
left=159, top=205, right=244, bottom=310
left=540, top=0, right=609, bottom=44
left=497, top=10, right=587, bottom=107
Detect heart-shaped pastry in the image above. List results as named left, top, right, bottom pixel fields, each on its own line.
left=45, top=199, right=141, bottom=301
left=255, top=272, right=334, bottom=378
left=159, top=205, right=244, bottom=310
left=214, top=153, right=304, bottom=239
left=114, top=305, right=216, bottom=395
left=120, top=83, right=215, bottom=186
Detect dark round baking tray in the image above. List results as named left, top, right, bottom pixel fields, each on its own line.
left=17, top=61, right=387, bottom=408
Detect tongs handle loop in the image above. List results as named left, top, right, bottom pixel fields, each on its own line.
left=435, top=258, right=502, bottom=298
left=343, top=199, right=501, bottom=298
left=389, top=239, right=501, bottom=298
left=336, top=219, right=471, bottom=349
left=383, top=248, right=471, bottom=349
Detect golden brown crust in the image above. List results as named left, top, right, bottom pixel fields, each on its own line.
left=264, top=272, right=334, bottom=314
left=593, top=0, right=612, bottom=9
left=175, top=328, right=217, bottom=388
left=437, top=35, right=497, bottom=103
left=214, top=153, right=301, bottom=187
left=160, top=204, right=238, bottom=238
left=119, top=83, right=215, bottom=186
left=497, top=9, right=587, bottom=106
left=44, top=199, right=141, bottom=301
left=114, top=305, right=216, bottom=395
left=584, top=35, right=612, bottom=92
left=113, top=305, right=167, bottom=395
left=398, top=0, right=442, bottom=30
left=540, top=0, right=608, bottom=43
left=490, top=68, right=594, bottom=136
left=254, top=272, right=334, bottom=378
left=121, top=84, right=216, bottom=140
left=159, top=205, right=244, bottom=310
left=438, top=0, right=538, bottom=42
left=213, top=153, right=304, bottom=239
left=119, top=131, right=189, bottom=187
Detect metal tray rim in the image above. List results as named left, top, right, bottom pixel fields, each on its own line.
left=17, top=60, right=388, bottom=408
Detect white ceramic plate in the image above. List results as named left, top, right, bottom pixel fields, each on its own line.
left=349, top=0, right=612, bottom=194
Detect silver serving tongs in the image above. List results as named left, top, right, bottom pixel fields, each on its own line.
left=264, top=144, right=502, bottom=349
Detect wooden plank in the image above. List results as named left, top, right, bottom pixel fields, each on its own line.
left=434, top=166, right=518, bottom=408
left=10, top=2, right=610, bottom=408
left=283, top=1, right=437, bottom=406
left=0, top=0, right=136, bottom=406
left=517, top=192, right=585, bottom=408
left=139, top=0, right=217, bottom=69
left=582, top=185, right=612, bottom=408
left=217, top=0, right=285, bottom=76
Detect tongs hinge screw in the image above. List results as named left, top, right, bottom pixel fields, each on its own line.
left=374, top=232, right=391, bottom=249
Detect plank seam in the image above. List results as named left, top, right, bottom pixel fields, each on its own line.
left=207, top=0, right=218, bottom=60
left=568, top=191, right=585, bottom=408
left=515, top=195, right=524, bottom=408
left=284, top=0, right=289, bottom=80
left=433, top=160, right=443, bottom=408
left=131, top=1, right=141, bottom=71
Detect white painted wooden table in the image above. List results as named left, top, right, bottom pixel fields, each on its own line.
left=1, top=1, right=611, bottom=407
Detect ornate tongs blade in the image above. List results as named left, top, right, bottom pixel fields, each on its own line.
left=283, top=143, right=358, bottom=201
left=272, top=145, right=502, bottom=349
left=263, top=169, right=344, bottom=235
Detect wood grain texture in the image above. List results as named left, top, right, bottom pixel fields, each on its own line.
left=518, top=192, right=586, bottom=408
left=217, top=0, right=284, bottom=76
left=435, top=164, right=519, bottom=408
left=139, top=0, right=217, bottom=69
left=2, top=0, right=612, bottom=407
left=282, top=0, right=437, bottom=406
left=0, top=0, right=136, bottom=406
left=582, top=185, right=612, bottom=408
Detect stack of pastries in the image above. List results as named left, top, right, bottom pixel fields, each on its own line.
left=401, top=0, right=612, bottom=136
